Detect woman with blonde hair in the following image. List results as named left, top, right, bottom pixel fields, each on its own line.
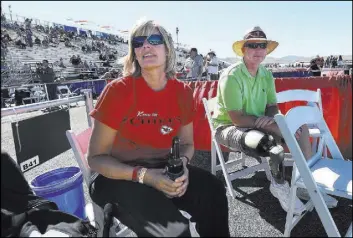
left=87, top=19, right=230, bottom=237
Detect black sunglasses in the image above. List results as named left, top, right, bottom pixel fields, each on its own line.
left=132, top=34, right=164, bottom=48
left=244, top=42, right=268, bottom=49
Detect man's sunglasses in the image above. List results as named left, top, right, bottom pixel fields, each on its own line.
left=132, top=34, right=164, bottom=48
left=244, top=42, right=268, bottom=49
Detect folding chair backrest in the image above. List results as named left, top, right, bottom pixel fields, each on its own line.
left=276, top=89, right=323, bottom=115
left=57, top=85, right=71, bottom=95
left=274, top=105, right=344, bottom=168
left=66, top=128, right=93, bottom=186
left=202, top=97, right=217, bottom=135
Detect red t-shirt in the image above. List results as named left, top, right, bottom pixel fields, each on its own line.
left=90, top=76, right=196, bottom=163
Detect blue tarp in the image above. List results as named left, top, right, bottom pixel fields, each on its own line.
left=65, top=79, right=106, bottom=95
left=64, top=25, right=77, bottom=32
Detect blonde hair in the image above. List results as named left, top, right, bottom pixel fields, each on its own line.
left=123, top=19, right=176, bottom=79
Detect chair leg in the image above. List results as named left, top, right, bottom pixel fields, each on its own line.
left=241, top=152, right=246, bottom=167
left=323, top=141, right=328, bottom=158
left=214, top=139, right=235, bottom=198
left=311, top=137, right=318, bottom=155
left=261, top=157, right=272, bottom=181
left=211, top=140, right=217, bottom=175
left=284, top=166, right=299, bottom=237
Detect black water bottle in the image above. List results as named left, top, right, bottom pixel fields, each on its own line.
left=166, top=137, right=184, bottom=181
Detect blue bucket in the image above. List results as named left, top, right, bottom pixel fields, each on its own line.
left=30, top=167, right=86, bottom=219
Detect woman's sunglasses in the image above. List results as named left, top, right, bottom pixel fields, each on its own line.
left=244, top=42, right=268, bottom=49
left=132, top=34, right=164, bottom=48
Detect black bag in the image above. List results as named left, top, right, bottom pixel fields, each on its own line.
left=1, top=152, right=98, bottom=237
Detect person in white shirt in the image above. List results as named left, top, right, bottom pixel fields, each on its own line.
left=205, top=51, right=219, bottom=80
left=184, top=48, right=203, bottom=80
left=337, top=55, right=344, bottom=68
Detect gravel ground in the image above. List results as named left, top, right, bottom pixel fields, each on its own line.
left=1, top=103, right=351, bottom=237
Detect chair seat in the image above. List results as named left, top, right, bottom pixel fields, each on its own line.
left=309, top=128, right=321, bottom=137
left=297, top=158, right=352, bottom=199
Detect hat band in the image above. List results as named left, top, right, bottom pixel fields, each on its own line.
left=244, top=30, right=267, bottom=40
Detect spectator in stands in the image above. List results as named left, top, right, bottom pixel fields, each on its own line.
left=15, top=37, right=26, bottom=49
left=21, top=63, right=31, bottom=74
left=25, top=29, right=33, bottom=47
left=308, top=58, right=321, bottom=76
left=24, top=18, right=32, bottom=30
left=83, top=60, right=90, bottom=70
left=42, top=36, right=49, bottom=47
left=213, top=26, right=339, bottom=215
left=99, top=52, right=107, bottom=61
left=34, top=37, right=41, bottom=45
left=184, top=47, right=203, bottom=80
left=337, top=55, right=344, bottom=67
left=1, top=30, right=12, bottom=44
left=87, top=19, right=230, bottom=237
left=64, top=38, right=73, bottom=48
left=58, top=58, right=66, bottom=68
left=36, top=60, right=57, bottom=101
left=70, top=55, right=80, bottom=66
left=100, top=68, right=119, bottom=80
left=205, top=51, right=219, bottom=80
left=89, top=61, right=97, bottom=72
left=36, top=60, right=54, bottom=83
left=102, top=59, right=112, bottom=68
left=331, top=56, right=337, bottom=68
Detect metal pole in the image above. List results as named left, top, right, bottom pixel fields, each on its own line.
left=1, top=95, right=84, bottom=117
left=8, top=5, right=12, bottom=23
left=176, top=27, right=179, bottom=48
left=83, top=89, right=94, bottom=127
left=44, top=83, right=50, bottom=102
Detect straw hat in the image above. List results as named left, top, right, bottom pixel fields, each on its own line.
left=232, top=26, right=279, bottom=57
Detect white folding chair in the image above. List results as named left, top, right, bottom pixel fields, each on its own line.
left=274, top=105, right=352, bottom=237
left=57, top=85, right=79, bottom=106
left=276, top=89, right=327, bottom=161
left=57, top=85, right=78, bottom=99
left=202, top=97, right=272, bottom=198
left=66, top=128, right=131, bottom=237
left=66, top=128, right=198, bottom=237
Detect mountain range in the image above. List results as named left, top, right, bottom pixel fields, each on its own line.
left=220, top=55, right=352, bottom=64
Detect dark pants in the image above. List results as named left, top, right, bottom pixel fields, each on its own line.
left=45, top=83, right=58, bottom=100
left=89, top=165, right=230, bottom=237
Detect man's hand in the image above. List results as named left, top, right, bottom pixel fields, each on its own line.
left=144, top=168, right=183, bottom=198
left=255, top=116, right=275, bottom=129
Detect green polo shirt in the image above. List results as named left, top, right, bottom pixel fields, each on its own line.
left=212, top=60, right=277, bottom=128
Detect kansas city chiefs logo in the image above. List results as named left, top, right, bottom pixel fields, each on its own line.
left=160, top=125, right=173, bottom=135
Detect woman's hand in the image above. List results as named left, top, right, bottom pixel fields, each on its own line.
left=144, top=168, right=183, bottom=198
left=174, top=157, right=189, bottom=197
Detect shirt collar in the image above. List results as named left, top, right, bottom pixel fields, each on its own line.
left=240, top=58, right=265, bottom=78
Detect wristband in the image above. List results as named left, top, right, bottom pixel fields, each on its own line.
left=132, top=166, right=142, bottom=182
left=138, top=168, right=148, bottom=184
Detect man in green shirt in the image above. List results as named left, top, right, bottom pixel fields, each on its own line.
left=212, top=26, right=337, bottom=214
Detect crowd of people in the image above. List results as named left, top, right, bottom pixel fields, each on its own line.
left=180, top=48, right=229, bottom=80
left=324, top=55, right=344, bottom=68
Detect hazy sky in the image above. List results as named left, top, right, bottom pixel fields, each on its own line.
left=2, top=1, right=352, bottom=58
